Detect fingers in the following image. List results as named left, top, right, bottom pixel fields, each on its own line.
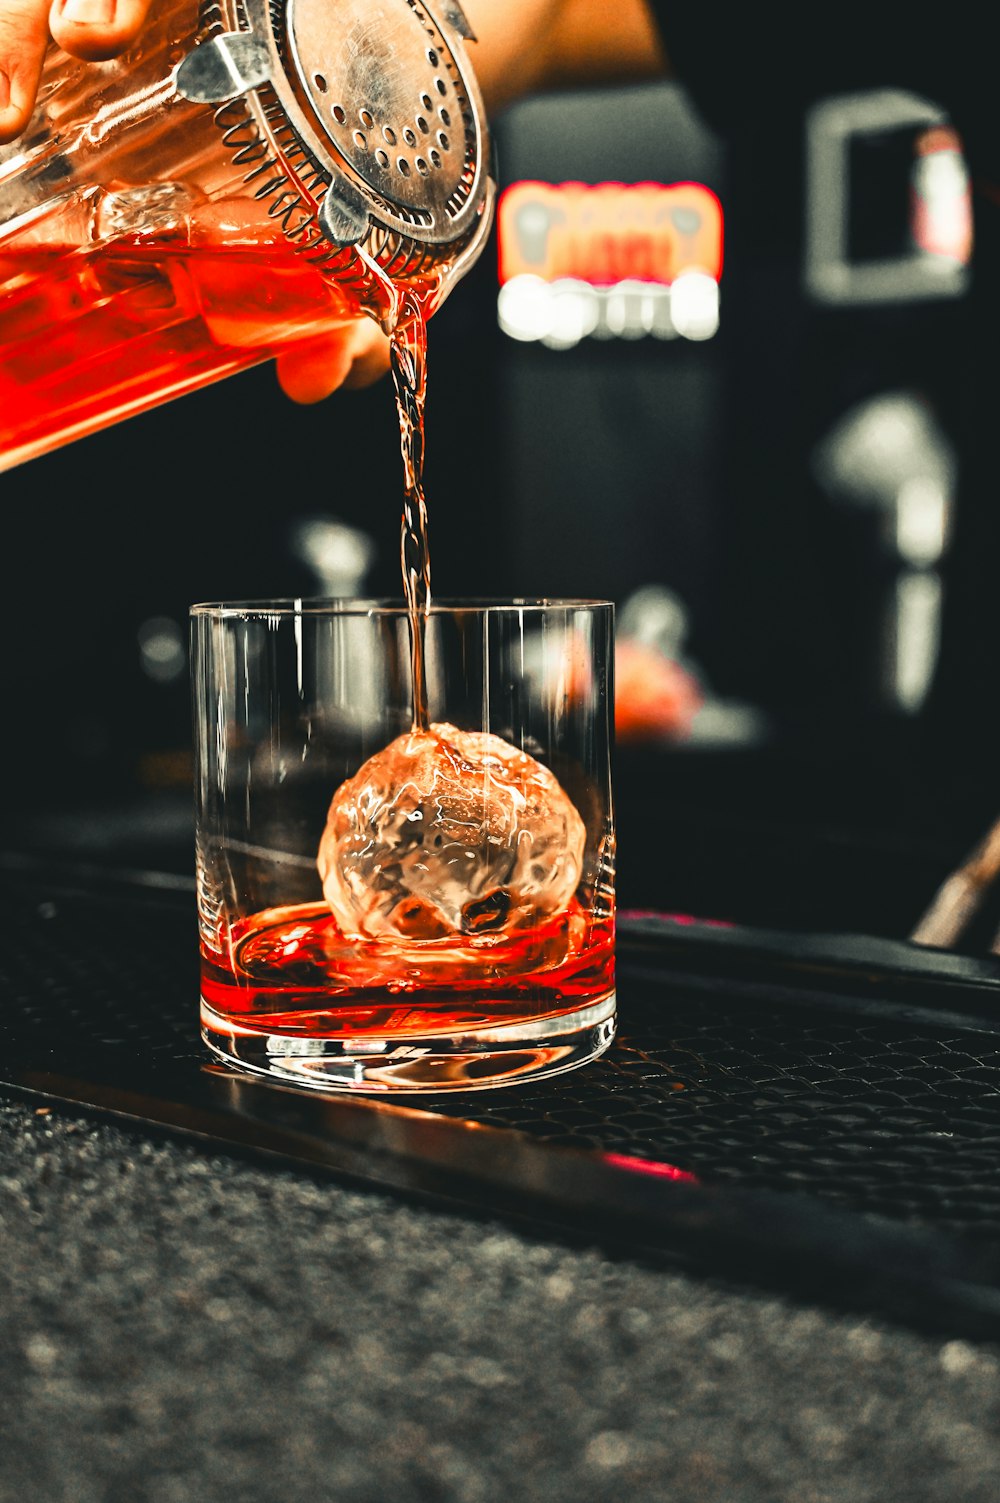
left=341, top=325, right=394, bottom=390
left=48, top=0, right=155, bottom=62
left=0, top=0, right=50, bottom=143
left=0, top=0, right=154, bottom=143
left=276, top=322, right=392, bottom=405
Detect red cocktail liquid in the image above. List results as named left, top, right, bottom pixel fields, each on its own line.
left=0, top=236, right=377, bottom=471
left=200, top=899, right=615, bottom=1041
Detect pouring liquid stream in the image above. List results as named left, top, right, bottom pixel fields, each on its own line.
left=356, top=244, right=439, bottom=732
left=390, top=292, right=433, bottom=733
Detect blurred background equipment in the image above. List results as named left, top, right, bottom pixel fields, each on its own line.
left=487, top=82, right=728, bottom=633
left=289, top=518, right=377, bottom=598
left=804, top=90, right=972, bottom=308
left=614, top=584, right=767, bottom=747
left=810, top=389, right=956, bottom=716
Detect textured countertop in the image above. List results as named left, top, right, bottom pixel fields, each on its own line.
left=3, top=1094, right=1000, bottom=1503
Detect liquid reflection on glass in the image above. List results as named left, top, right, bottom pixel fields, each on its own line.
left=191, top=599, right=616, bottom=1094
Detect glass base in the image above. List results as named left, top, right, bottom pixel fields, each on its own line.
left=201, top=994, right=616, bottom=1093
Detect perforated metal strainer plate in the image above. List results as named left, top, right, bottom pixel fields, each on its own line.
left=284, top=0, right=480, bottom=231
left=178, top=0, right=493, bottom=270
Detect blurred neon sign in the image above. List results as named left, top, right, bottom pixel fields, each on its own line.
left=497, top=181, right=724, bottom=348
left=498, top=180, right=724, bottom=286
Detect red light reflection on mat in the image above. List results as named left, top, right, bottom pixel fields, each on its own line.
left=619, top=909, right=735, bottom=929
left=604, top=1153, right=699, bottom=1184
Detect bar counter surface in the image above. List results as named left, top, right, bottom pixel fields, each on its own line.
left=3, top=1089, right=1000, bottom=1503
left=3, top=839, right=1000, bottom=1501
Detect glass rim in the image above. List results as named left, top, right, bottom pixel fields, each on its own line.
left=190, top=596, right=615, bottom=619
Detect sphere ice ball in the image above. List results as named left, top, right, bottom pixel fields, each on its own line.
left=317, top=722, right=587, bottom=941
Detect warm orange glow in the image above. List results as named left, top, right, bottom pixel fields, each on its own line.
left=614, top=639, right=703, bottom=743
left=498, top=180, right=724, bottom=287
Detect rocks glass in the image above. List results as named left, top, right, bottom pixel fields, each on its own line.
left=191, top=599, right=615, bottom=1092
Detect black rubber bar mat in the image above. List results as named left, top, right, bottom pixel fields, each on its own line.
left=6, top=853, right=1000, bottom=1341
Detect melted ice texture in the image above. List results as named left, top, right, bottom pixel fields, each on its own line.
left=317, top=723, right=586, bottom=941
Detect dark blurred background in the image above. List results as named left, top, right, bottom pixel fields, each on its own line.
left=3, top=75, right=999, bottom=947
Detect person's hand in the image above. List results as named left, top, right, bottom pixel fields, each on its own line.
left=0, top=0, right=418, bottom=405
left=276, top=321, right=391, bottom=404
left=0, top=0, right=157, bottom=144
left=0, top=0, right=392, bottom=396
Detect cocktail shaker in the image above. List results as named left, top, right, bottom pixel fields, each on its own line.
left=0, top=0, right=494, bottom=470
